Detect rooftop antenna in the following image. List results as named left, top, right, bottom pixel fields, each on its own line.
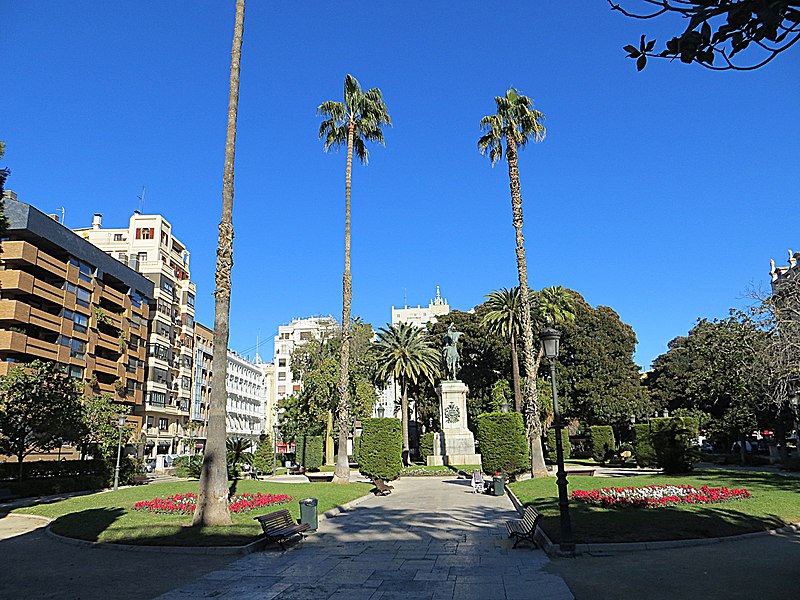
left=137, top=186, right=146, bottom=212
left=255, top=331, right=262, bottom=363
left=54, top=207, right=65, bottom=226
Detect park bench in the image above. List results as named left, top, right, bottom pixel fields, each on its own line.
left=372, top=479, right=393, bottom=496
left=305, top=472, right=334, bottom=483
left=132, top=475, right=150, bottom=485
left=254, top=508, right=310, bottom=549
left=288, top=466, right=306, bottom=476
left=506, top=505, right=541, bottom=549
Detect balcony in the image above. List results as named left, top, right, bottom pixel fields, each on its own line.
left=96, top=330, right=123, bottom=354
left=94, top=356, right=121, bottom=377
left=0, top=241, right=67, bottom=279
left=0, top=300, right=62, bottom=334
left=0, top=271, right=65, bottom=305
left=100, top=285, right=126, bottom=309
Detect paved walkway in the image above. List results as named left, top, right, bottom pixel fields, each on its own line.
left=156, top=477, right=573, bottom=600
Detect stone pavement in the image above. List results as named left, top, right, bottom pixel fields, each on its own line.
left=157, top=476, right=574, bottom=600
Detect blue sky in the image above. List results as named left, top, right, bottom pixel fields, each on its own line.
left=2, top=2, right=798, bottom=369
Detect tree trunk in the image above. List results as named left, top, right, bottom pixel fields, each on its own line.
left=333, top=120, right=356, bottom=484
left=325, top=410, right=335, bottom=465
left=193, top=0, right=245, bottom=526
left=510, top=332, right=522, bottom=413
left=401, top=381, right=410, bottom=466
left=506, top=135, right=548, bottom=478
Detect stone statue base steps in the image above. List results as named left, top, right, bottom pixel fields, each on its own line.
left=427, top=379, right=481, bottom=466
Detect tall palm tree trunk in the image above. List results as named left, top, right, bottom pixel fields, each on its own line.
left=194, top=0, right=245, bottom=526
left=401, top=381, right=410, bottom=466
left=506, top=136, right=548, bottom=478
left=334, top=121, right=356, bottom=484
left=510, top=331, right=522, bottom=412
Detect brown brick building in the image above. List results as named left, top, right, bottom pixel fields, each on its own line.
left=0, top=195, right=155, bottom=435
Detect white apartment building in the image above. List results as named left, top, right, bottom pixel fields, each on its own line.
left=378, top=287, right=451, bottom=418
left=75, top=211, right=196, bottom=457
left=226, top=349, right=269, bottom=447
left=273, top=316, right=338, bottom=407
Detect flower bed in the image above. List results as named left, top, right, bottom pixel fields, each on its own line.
left=570, top=484, right=750, bottom=509
left=134, top=492, right=292, bottom=515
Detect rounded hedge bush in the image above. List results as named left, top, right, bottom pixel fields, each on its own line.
left=650, top=416, right=699, bottom=474
left=476, top=412, right=528, bottom=479
left=359, top=418, right=403, bottom=481
left=295, top=435, right=324, bottom=471
left=545, top=427, right=571, bottom=464
left=419, top=432, right=434, bottom=461
left=632, top=423, right=657, bottom=467
left=589, top=425, right=616, bottom=464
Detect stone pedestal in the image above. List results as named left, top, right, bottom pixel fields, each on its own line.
left=427, top=380, right=481, bottom=466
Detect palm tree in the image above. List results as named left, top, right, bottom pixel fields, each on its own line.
left=318, top=75, right=391, bottom=483
left=478, top=88, right=547, bottom=477
left=483, top=287, right=525, bottom=412
left=374, top=323, right=439, bottom=465
left=193, top=0, right=245, bottom=527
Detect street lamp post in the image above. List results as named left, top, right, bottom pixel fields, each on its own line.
left=113, top=414, right=127, bottom=491
left=377, top=405, right=385, bottom=418
left=539, top=327, right=574, bottom=553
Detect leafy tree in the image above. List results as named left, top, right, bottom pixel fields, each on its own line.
left=478, top=89, right=548, bottom=477
left=558, top=290, right=651, bottom=427
left=0, top=140, right=10, bottom=239
left=610, top=0, right=800, bottom=70
left=0, top=361, right=85, bottom=480
left=483, top=287, right=525, bottom=412
left=195, top=0, right=245, bottom=527
left=645, top=315, right=763, bottom=462
left=81, top=393, right=131, bottom=459
left=226, top=437, right=253, bottom=479
left=318, top=74, right=391, bottom=484
left=288, top=320, right=378, bottom=439
left=252, top=433, right=274, bottom=474
left=375, top=322, right=440, bottom=465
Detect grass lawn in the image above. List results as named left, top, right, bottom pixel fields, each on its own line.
left=401, top=464, right=483, bottom=477
left=510, top=469, right=800, bottom=544
left=14, top=479, right=372, bottom=547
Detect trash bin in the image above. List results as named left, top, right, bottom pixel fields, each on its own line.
left=299, top=497, right=318, bottom=531
left=492, top=474, right=505, bottom=497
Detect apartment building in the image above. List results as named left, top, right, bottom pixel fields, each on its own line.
left=190, top=322, right=274, bottom=450
left=273, top=316, right=337, bottom=406
left=0, top=195, right=153, bottom=433
left=75, top=212, right=196, bottom=457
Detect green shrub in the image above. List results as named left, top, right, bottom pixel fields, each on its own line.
left=419, top=432, right=435, bottom=461
left=117, top=456, right=144, bottom=485
left=476, top=412, right=529, bottom=479
left=632, top=423, right=657, bottom=467
left=358, top=418, right=403, bottom=481
left=589, top=425, right=616, bottom=464
left=295, top=435, right=324, bottom=471
left=651, top=416, right=700, bottom=474
left=175, top=455, right=204, bottom=479
left=544, top=427, right=571, bottom=464
left=252, top=434, right=274, bottom=474
left=4, top=475, right=107, bottom=498
left=0, top=459, right=109, bottom=482
left=352, top=436, right=362, bottom=464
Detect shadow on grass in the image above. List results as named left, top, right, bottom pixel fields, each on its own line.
left=50, top=508, right=125, bottom=542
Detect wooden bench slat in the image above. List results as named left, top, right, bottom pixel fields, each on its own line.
left=506, top=506, right=541, bottom=549
left=254, top=509, right=309, bottom=549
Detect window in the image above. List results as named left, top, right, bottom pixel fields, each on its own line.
left=149, top=344, right=170, bottom=361
left=76, top=287, right=91, bottom=308
left=278, top=358, right=286, bottom=368
left=281, top=333, right=290, bottom=340
left=135, top=227, right=154, bottom=240
left=278, top=372, right=286, bottom=381
left=300, top=331, right=313, bottom=341
left=113, top=233, right=125, bottom=242
left=58, top=335, right=71, bottom=347
left=161, top=279, right=174, bottom=296
left=117, top=253, right=128, bottom=264
left=158, top=418, right=168, bottom=431
left=161, top=231, right=169, bottom=245
left=68, top=365, right=83, bottom=379
left=137, top=252, right=147, bottom=264
left=184, top=315, right=194, bottom=328
left=129, top=313, right=145, bottom=330
left=278, top=385, right=286, bottom=394
left=182, top=376, right=191, bottom=390
left=70, top=339, right=85, bottom=360
left=64, top=282, right=77, bottom=295
left=72, top=313, right=88, bottom=333
left=130, top=291, right=143, bottom=308
left=186, top=293, right=195, bottom=308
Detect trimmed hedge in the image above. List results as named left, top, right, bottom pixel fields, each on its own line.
left=252, top=434, right=274, bottom=474
left=0, top=458, right=109, bottom=481
left=352, top=435, right=362, bottom=464
left=476, top=412, right=529, bottom=479
left=650, top=416, right=699, bottom=474
left=544, top=427, right=572, bottom=464
left=295, top=435, right=324, bottom=471
left=358, top=418, right=403, bottom=481
left=589, top=426, right=616, bottom=464
left=632, top=423, right=657, bottom=467
left=419, top=432, right=435, bottom=461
